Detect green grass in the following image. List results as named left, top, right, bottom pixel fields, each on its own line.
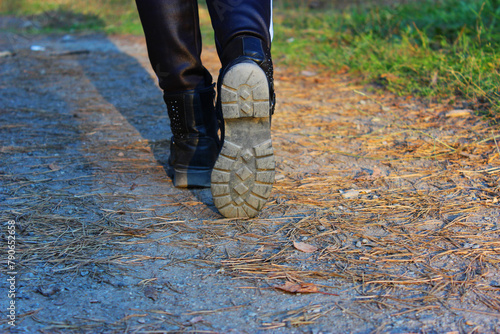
left=1, top=0, right=499, bottom=114
left=273, top=0, right=500, bottom=114
left=0, top=0, right=144, bottom=34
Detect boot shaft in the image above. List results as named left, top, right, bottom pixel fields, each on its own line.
left=163, top=85, right=218, bottom=140
left=163, top=86, right=220, bottom=185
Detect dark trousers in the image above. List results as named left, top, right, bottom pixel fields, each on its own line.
left=135, top=0, right=272, bottom=93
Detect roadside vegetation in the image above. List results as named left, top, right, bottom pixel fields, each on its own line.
left=2, top=0, right=499, bottom=114
left=274, top=0, right=500, bottom=115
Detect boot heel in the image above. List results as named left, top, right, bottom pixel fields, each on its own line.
left=211, top=62, right=275, bottom=218
left=168, top=166, right=212, bottom=188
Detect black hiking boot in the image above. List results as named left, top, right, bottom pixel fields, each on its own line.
left=165, top=85, right=220, bottom=188
left=211, top=36, right=276, bottom=218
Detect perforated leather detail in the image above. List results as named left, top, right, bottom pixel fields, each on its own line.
left=263, top=49, right=275, bottom=115
left=165, top=97, right=187, bottom=139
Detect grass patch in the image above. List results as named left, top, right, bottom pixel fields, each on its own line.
left=273, top=0, right=500, bottom=114
left=0, top=0, right=143, bottom=34
left=1, top=0, right=499, bottom=113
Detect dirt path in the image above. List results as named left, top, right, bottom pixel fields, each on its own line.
left=1, top=31, right=499, bottom=333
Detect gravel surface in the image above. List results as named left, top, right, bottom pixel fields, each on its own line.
left=1, top=28, right=499, bottom=333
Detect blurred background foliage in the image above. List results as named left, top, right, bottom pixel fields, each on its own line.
left=1, top=0, right=499, bottom=114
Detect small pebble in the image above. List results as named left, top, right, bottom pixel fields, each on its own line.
left=275, top=174, right=285, bottom=181
left=30, top=45, right=46, bottom=52
left=61, top=35, right=75, bottom=42
left=0, top=51, right=13, bottom=58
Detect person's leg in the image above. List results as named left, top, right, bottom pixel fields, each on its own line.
left=206, top=0, right=276, bottom=218
left=206, top=0, right=273, bottom=58
left=135, top=0, right=220, bottom=188
left=136, top=0, right=212, bottom=92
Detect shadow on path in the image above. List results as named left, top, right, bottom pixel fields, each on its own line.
left=71, top=33, right=218, bottom=212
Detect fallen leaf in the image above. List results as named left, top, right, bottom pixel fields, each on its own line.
left=293, top=241, right=318, bottom=253
left=274, top=281, right=319, bottom=294
left=144, top=286, right=158, bottom=301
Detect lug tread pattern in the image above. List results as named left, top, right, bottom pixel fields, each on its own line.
left=220, top=64, right=270, bottom=119
left=212, top=63, right=274, bottom=218
left=212, top=140, right=274, bottom=218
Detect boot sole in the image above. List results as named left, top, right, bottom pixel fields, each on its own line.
left=211, top=62, right=275, bottom=218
